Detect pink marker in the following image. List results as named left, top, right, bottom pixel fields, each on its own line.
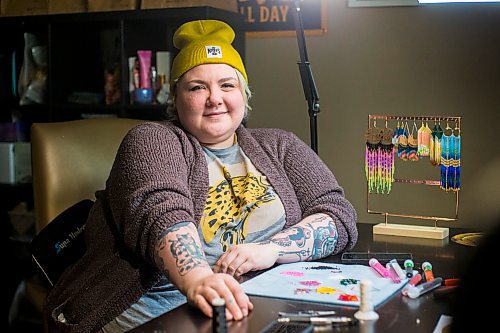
left=369, top=258, right=390, bottom=278
left=386, top=263, right=401, bottom=283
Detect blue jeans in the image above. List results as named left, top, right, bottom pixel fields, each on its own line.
left=102, top=284, right=187, bottom=333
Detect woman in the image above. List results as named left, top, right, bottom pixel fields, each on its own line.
left=45, top=19, right=358, bottom=333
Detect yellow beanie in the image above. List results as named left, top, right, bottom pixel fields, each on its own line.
left=170, top=20, right=247, bottom=90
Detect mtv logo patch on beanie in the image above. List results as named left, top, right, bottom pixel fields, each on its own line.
left=170, top=19, right=247, bottom=89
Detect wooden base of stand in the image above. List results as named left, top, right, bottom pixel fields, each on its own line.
left=373, top=223, right=449, bottom=240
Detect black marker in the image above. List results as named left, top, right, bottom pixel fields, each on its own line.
left=211, top=298, right=226, bottom=333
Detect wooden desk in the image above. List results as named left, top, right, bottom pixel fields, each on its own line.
left=130, top=223, right=474, bottom=333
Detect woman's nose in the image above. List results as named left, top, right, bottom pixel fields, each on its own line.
left=206, top=89, right=223, bottom=107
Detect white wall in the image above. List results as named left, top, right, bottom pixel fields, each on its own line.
left=245, top=1, right=500, bottom=230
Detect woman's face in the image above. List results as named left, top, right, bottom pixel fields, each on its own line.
left=175, top=63, right=246, bottom=149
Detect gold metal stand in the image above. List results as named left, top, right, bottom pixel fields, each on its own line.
left=367, top=115, right=461, bottom=240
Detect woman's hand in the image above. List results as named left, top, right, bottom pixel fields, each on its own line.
left=213, top=242, right=280, bottom=278
left=183, top=271, right=253, bottom=321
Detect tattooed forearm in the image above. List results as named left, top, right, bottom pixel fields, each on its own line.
left=154, top=236, right=170, bottom=279
left=154, top=222, right=209, bottom=277
left=278, top=249, right=311, bottom=261
left=309, top=221, right=338, bottom=260
left=269, top=213, right=338, bottom=264
left=269, top=237, right=291, bottom=247
left=169, top=233, right=209, bottom=275
left=270, top=226, right=310, bottom=248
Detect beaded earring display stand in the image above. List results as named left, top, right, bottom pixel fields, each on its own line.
left=365, top=126, right=394, bottom=194
left=368, top=114, right=459, bottom=240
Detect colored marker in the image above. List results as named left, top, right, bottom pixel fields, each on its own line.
left=444, top=278, right=460, bottom=287
left=390, top=259, right=407, bottom=280
left=404, top=259, right=414, bottom=278
left=386, top=263, right=401, bottom=283
left=408, top=273, right=422, bottom=287
left=369, top=258, right=390, bottom=278
left=406, top=277, right=443, bottom=299
left=401, top=273, right=423, bottom=296
left=211, top=298, right=226, bottom=333
left=422, top=261, right=435, bottom=282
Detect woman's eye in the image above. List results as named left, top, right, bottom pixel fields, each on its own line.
left=222, top=83, right=236, bottom=89
left=190, top=85, right=205, bottom=91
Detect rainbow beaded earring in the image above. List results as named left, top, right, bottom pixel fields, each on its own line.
left=365, top=123, right=395, bottom=194
left=365, top=126, right=381, bottom=194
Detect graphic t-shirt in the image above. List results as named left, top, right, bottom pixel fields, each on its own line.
left=199, top=143, right=286, bottom=266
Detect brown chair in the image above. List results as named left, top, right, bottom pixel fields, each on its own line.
left=9, top=117, right=144, bottom=331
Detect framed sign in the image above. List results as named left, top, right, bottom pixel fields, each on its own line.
left=237, top=0, right=327, bottom=38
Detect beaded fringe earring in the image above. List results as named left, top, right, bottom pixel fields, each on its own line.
left=365, top=125, right=395, bottom=194
left=440, top=123, right=461, bottom=191
left=407, top=122, right=419, bottom=161
left=417, top=121, right=432, bottom=157
left=397, top=122, right=409, bottom=160
left=430, top=122, right=443, bottom=166
left=392, top=119, right=402, bottom=153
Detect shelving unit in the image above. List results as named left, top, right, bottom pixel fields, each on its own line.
left=0, top=7, right=246, bottom=127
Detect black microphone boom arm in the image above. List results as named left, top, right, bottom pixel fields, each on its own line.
left=292, top=0, right=321, bottom=154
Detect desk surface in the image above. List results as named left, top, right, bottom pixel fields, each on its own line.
left=130, top=223, right=474, bottom=333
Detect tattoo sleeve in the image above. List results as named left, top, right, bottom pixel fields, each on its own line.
left=269, top=214, right=339, bottom=263
left=154, top=222, right=209, bottom=278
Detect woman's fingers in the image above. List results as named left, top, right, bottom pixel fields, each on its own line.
left=223, top=274, right=253, bottom=319
left=188, top=273, right=252, bottom=321
left=216, top=247, right=253, bottom=276
left=216, top=248, right=238, bottom=274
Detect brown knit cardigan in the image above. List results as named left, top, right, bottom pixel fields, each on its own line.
left=45, top=121, right=358, bottom=333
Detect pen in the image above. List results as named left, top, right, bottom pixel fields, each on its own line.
left=277, top=316, right=355, bottom=326
left=278, top=310, right=336, bottom=317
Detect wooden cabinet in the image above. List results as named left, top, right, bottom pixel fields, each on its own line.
left=0, top=7, right=245, bottom=125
